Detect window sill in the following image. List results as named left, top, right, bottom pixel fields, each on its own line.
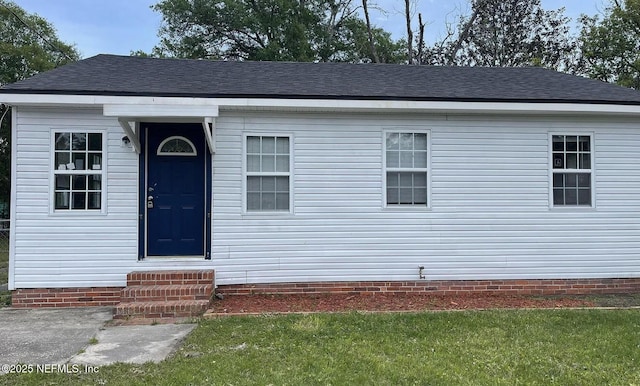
left=549, top=206, right=597, bottom=212
left=48, top=210, right=108, bottom=217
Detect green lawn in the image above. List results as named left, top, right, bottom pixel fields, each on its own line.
left=0, top=233, right=9, bottom=307
left=3, top=309, right=640, bottom=385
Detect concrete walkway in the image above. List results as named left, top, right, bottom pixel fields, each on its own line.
left=0, top=307, right=195, bottom=371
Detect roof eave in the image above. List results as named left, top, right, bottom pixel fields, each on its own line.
left=1, top=92, right=640, bottom=116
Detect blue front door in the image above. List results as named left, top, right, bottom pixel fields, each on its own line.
left=144, top=123, right=208, bottom=257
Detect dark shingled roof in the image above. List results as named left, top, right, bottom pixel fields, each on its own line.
left=2, top=54, right=640, bottom=105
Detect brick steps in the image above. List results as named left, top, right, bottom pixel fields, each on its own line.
left=114, top=270, right=215, bottom=320
left=121, top=284, right=212, bottom=302
left=114, top=300, right=211, bottom=319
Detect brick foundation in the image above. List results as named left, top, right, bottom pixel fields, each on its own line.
left=216, top=278, right=640, bottom=296
left=11, top=287, right=123, bottom=308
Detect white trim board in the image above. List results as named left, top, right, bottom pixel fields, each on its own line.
left=1, top=93, right=640, bottom=116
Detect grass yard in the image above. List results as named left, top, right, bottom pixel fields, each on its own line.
left=0, top=233, right=9, bottom=307
left=2, top=309, right=640, bottom=385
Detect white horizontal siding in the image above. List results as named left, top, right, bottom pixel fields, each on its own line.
left=12, top=107, right=141, bottom=288
left=210, top=112, right=640, bottom=285
left=11, top=108, right=640, bottom=288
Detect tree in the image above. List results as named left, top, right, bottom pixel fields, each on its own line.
left=579, top=0, right=640, bottom=89
left=150, top=0, right=404, bottom=63
left=0, top=0, right=79, bottom=217
left=422, top=0, right=577, bottom=70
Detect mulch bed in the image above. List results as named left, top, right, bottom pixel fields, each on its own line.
left=209, top=293, right=595, bottom=314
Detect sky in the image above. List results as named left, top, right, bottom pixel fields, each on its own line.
left=11, top=0, right=611, bottom=59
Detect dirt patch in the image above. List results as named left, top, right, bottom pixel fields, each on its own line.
left=210, top=293, right=596, bottom=314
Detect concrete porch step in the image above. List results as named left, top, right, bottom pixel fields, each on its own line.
left=114, top=300, right=211, bottom=319
left=121, top=284, right=213, bottom=303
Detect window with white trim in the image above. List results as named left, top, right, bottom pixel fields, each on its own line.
left=53, top=131, right=104, bottom=211
left=385, top=132, right=429, bottom=206
left=245, top=135, right=291, bottom=212
left=551, top=134, right=592, bottom=207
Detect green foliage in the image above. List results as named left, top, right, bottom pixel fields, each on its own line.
left=580, top=0, right=640, bottom=89
left=0, top=0, right=80, bottom=213
left=148, top=0, right=404, bottom=63
left=424, top=0, right=577, bottom=70
left=3, top=309, right=640, bottom=384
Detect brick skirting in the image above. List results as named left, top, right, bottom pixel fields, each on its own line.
left=12, top=287, right=123, bottom=308
left=216, top=278, right=640, bottom=296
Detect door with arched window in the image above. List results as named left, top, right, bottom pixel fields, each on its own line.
left=142, top=123, right=209, bottom=257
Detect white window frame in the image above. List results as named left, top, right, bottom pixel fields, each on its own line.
left=548, top=132, right=595, bottom=209
left=50, top=129, right=107, bottom=215
left=242, top=133, right=294, bottom=214
left=382, top=129, right=431, bottom=209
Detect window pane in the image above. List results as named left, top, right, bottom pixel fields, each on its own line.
left=387, top=172, right=399, bottom=187
left=565, top=189, right=577, bottom=205
left=55, top=133, right=70, bottom=150
left=276, top=137, right=289, bottom=154
left=262, top=176, right=276, bottom=192
left=414, top=172, right=427, bottom=187
left=262, top=155, right=275, bottom=172
left=247, top=155, right=260, bottom=172
left=88, top=175, right=101, bottom=190
left=566, top=136, right=578, bottom=151
left=414, top=188, right=427, bottom=204
left=578, top=173, right=590, bottom=188
left=247, top=176, right=260, bottom=191
left=552, top=135, right=564, bottom=151
left=72, top=133, right=86, bottom=151
left=247, top=192, right=261, bottom=210
left=88, top=153, right=102, bottom=170
left=400, top=152, right=413, bottom=168
left=275, top=193, right=289, bottom=210
left=261, top=192, right=276, bottom=210
left=566, top=153, right=577, bottom=169
left=578, top=189, right=591, bottom=205
left=386, top=133, right=399, bottom=150
left=247, top=136, right=260, bottom=153
left=55, top=192, right=70, bottom=209
left=55, top=175, right=70, bottom=190
left=579, top=136, right=590, bottom=152
left=72, top=153, right=86, bottom=170
left=72, top=192, right=86, bottom=209
left=386, top=151, right=399, bottom=168
left=387, top=188, right=399, bottom=204
left=399, top=188, right=413, bottom=204
left=552, top=153, right=564, bottom=169
left=399, top=133, right=413, bottom=150
left=399, top=172, right=413, bottom=187
left=552, top=173, right=564, bottom=188
left=88, top=133, right=102, bottom=151
left=72, top=175, right=86, bottom=190
left=414, top=151, right=427, bottom=168
left=414, top=134, right=427, bottom=150
left=276, top=176, right=289, bottom=192
left=566, top=173, right=577, bottom=187
left=88, top=192, right=101, bottom=209
left=276, top=155, right=289, bottom=172
left=553, top=189, right=564, bottom=205
left=55, top=152, right=70, bottom=169
left=261, top=137, right=275, bottom=153
left=579, top=154, right=590, bottom=169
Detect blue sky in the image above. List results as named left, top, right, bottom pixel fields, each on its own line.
left=13, top=0, right=608, bottom=58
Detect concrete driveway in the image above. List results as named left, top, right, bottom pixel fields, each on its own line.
left=0, top=307, right=195, bottom=370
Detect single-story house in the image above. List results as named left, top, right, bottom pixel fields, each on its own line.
left=2, top=54, right=640, bottom=313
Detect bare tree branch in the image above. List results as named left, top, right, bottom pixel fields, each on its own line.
left=405, top=0, right=413, bottom=63
left=362, top=0, right=379, bottom=62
